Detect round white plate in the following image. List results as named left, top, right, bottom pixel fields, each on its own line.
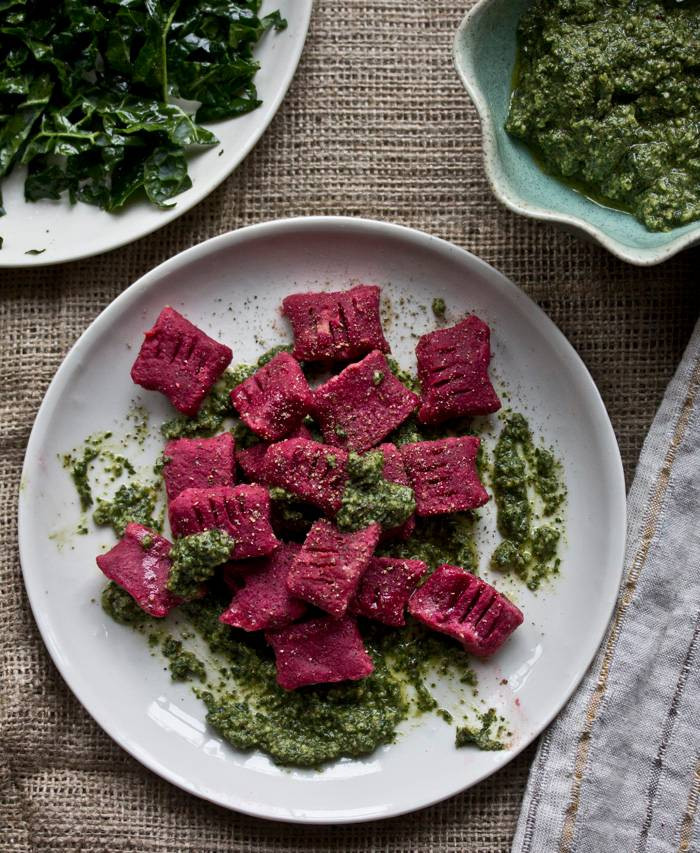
left=0, top=1, right=311, bottom=268
left=18, top=217, right=626, bottom=823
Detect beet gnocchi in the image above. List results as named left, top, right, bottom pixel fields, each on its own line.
left=88, top=284, right=559, bottom=766
left=131, top=307, right=232, bottom=416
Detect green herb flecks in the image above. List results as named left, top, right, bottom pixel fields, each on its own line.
left=62, top=440, right=102, bottom=511
left=386, top=356, right=421, bottom=394
left=337, top=450, right=415, bottom=533
left=431, top=297, right=446, bottom=322
left=162, top=636, right=206, bottom=682
left=455, top=708, right=507, bottom=751
left=93, top=482, right=161, bottom=537
left=167, top=529, right=236, bottom=599
left=101, top=581, right=148, bottom=627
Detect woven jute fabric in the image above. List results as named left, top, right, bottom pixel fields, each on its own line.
left=1, top=2, right=698, bottom=851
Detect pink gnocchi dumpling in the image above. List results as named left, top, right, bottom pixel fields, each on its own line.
left=130, top=306, right=232, bottom=416
left=282, top=284, right=389, bottom=362
left=313, top=351, right=419, bottom=452
left=219, top=542, right=307, bottom=632
left=286, top=519, right=381, bottom=618
left=400, top=436, right=489, bottom=515
left=96, top=523, right=181, bottom=617
left=416, top=315, right=500, bottom=424
left=168, top=485, right=278, bottom=560
left=351, top=556, right=427, bottom=627
left=264, top=438, right=349, bottom=515
left=266, top=616, right=374, bottom=690
left=230, top=352, right=313, bottom=441
left=408, top=564, right=523, bottom=656
left=162, top=433, right=235, bottom=501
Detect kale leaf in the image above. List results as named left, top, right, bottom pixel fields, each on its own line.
left=0, top=1, right=286, bottom=213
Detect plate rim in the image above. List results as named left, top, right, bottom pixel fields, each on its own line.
left=17, top=215, right=627, bottom=823
left=0, top=1, right=312, bottom=269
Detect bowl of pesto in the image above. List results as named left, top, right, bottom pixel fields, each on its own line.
left=454, top=0, right=700, bottom=265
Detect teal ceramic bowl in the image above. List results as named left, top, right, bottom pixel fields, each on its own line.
left=453, top=0, right=700, bottom=265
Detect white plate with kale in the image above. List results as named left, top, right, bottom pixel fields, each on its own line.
left=18, top=217, right=626, bottom=823
left=0, top=1, right=311, bottom=267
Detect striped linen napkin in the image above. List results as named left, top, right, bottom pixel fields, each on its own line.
left=513, top=320, right=700, bottom=853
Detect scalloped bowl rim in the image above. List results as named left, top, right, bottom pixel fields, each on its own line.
left=453, top=0, right=700, bottom=266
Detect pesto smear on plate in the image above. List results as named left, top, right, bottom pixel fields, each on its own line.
left=506, top=0, right=700, bottom=231
left=62, top=302, right=567, bottom=770
left=72, top=400, right=563, bottom=768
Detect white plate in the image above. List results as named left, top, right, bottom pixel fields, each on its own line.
left=18, top=217, right=626, bottom=823
left=0, top=1, right=311, bottom=268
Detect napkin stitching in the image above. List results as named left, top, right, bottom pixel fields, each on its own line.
left=634, top=608, right=700, bottom=853
left=519, top=728, right=554, bottom=852
left=557, top=352, right=700, bottom=853
left=677, top=756, right=700, bottom=851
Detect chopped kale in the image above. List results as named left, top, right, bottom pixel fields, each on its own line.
left=0, top=2, right=286, bottom=214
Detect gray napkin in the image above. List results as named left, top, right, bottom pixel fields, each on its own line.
left=513, top=320, right=700, bottom=853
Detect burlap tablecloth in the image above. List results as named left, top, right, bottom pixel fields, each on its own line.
left=2, top=2, right=698, bottom=850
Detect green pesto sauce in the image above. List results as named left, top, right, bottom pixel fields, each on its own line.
left=388, top=413, right=480, bottom=448
left=62, top=432, right=112, bottom=510
left=93, top=482, right=161, bottom=537
left=337, top=451, right=416, bottom=533
left=431, top=297, right=446, bottom=321
left=382, top=512, right=478, bottom=573
left=372, top=620, right=479, bottom=712
left=268, top=486, right=319, bottom=535
left=99, top=584, right=481, bottom=768
left=101, top=581, right=147, bottom=626
left=386, top=356, right=421, bottom=394
left=153, top=453, right=171, bottom=476
left=201, top=659, right=406, bottom=768
left=232, top=420, right=262, bottom=450
left=162, top=637, right=206, bottom=682
left=167, top=530, right=236, bottom=599
left=492, top=413, right=532, bottom=545
left=161, top=367, right=249, bottom=440
left=187, top=599, right=405, bottom=767
left=182, top=599, right=477, bottom=768
left=455, top=708, right=506, bottom=751
left=506, top=0, right=700, bottom=231
left=490, top=413, right=565, bottom=590
left=102, top=452, right=136, bottom=479
left=256, top=344, right=294, bottom=367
